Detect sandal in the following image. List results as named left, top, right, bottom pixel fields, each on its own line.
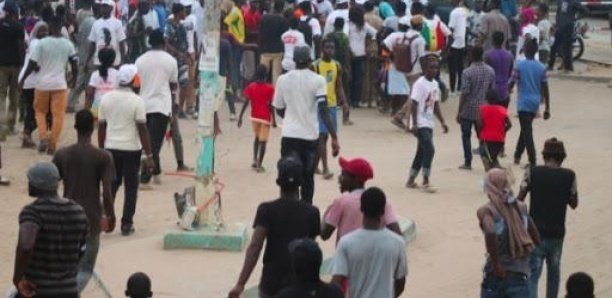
left=322, top=171, right=334, bottom=180
left=421, top=184, right=438, bottom=194
left=0, top=176, right=10, bottom=186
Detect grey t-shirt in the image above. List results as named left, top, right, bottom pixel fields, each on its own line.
left=332, top=228, right=408, bottom=298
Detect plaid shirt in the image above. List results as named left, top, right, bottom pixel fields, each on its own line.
left=460, top=62, right=495, bottom=121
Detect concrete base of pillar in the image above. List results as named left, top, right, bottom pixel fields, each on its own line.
left=163, top=222, right=248, bottom=252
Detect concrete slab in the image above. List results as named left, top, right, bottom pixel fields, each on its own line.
left=163, top=222, right=248, bottom=252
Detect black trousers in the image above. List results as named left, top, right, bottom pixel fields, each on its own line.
left=280, top=137, right=318, bottom=204
left=448, top=47, right=465, bottom=93
left=481, top=141, right=504, bottom=170
left=141, top=113, right=169, bottom=183
left=21, top=88, right=37, bottom=134
left=514, top=111, right=537, bottom=165
left=108, top=149, right=142, bottom=227
left=548, top=25, right=574, bottom=71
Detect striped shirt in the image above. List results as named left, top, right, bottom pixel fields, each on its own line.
left=460, top=62, right=496, bottom=121
left=19, top=196, right=89, bottom=296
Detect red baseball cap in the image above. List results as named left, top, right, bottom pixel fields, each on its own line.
left=339, top=157, right=374, bottom=184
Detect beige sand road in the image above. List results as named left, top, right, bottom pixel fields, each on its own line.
left=1, top=75, right=611, bottom=297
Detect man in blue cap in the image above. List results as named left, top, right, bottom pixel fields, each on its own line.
left=13, top=162, right=89, bottom=298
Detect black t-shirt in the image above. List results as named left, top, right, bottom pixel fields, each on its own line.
left=275, top=281, right=344, bottom=298
left=526, top=166, right=577, bottom=238
left=0, top=18, right=24, bottom=66
left=254, top=198, right=320, bottom=296
left=259, top=14, right=288, bottom=54
left=219, top=38, right=231, bottom=77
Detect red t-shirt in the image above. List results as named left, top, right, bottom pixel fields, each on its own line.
left=242, top=6, right=261, bottom=32
left=480, top=104, right=508, bottom=142
left=244, top=82, right=274, bottom=123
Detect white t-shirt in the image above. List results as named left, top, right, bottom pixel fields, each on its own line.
left=143, top=9, right=160, bottom=30
left=182, top=14, right=197, bottom=53
left=516, top=24, right=540, bottom=61
left=88, top=17, right=127, bottom=66
left=192, top=1, right=205, bottom=47
left=88, top=68, right=119, bottom=116
left=281, top=29, right=306, bottom=71
left=314, top=0, right=333, bottom=18
left=348, top=22, right=377, bottom=57
left=383, top=30, right=426, bottom=76
left=135, top=50, right=179, bottom=116
left=537, top=19, right=552, bottom=51
left=273, top=69, right=327, bottom=140
left=98, top=88, right=147, bottom=151
left=19, top=38, right=41, bottom=90
left=410, top=76, right=440, bottom=128
left=324, top=9, right=349, bottom=36
left=332, top=228, right=408, bottom=298
left=30, top=37, right=77, bottom=91
left=448, top=6, right=468, bottom=49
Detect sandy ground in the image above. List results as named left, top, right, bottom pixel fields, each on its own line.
left=1, top=74, right=612, bottom=298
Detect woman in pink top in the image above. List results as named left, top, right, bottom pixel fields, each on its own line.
left=320, top=157, right=401, bottom=243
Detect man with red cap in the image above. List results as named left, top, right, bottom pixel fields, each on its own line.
left=321, top=157, right=401, bottom=243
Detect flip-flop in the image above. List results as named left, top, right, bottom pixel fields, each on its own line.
left=255, top=166, right=266, bottom=173
left=322, top=171, right=334, bottom=180
left=421, top=184, right=437, bottom=194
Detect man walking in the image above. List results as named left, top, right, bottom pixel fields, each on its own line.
left=20, top=16, right=78, bottom=155
left=479, top=0, right=511, bottom=51
left=456, top=46, right=495, bottom=170
left=448, top=0, right=468, bottom=95
left=406, top=56, right=449, bottom=193
left=273, top=45, right=340, bottom=204
left=0, top=0, right=25, bottom=140
left=547, top=0, right=585, bottom=72
left=259, top=0, right=287, bottom=84
left=478, top=168, right=540, bottom=298
left=485, top=31, right=514, bottom=106
left=517, top=138, right=579, bottom=298
left=508, top=38, right=550, bottom=166
left=98, top=64, right=155, bottom=236
left=228, top=155, right=321, bottom=298
left=136, top=30, right=179, bottom=187
left=13, top=162, right=88, bottom=298
left=331, top=187, right=408, bottom=298
left=53, top=109, right=115, bottom=292
left=321, top=156, right=401, bottom=243
left=67, top=1, right=97, bottom=112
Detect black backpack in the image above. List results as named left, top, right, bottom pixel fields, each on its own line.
left=298, top=16, right=314, bottom=46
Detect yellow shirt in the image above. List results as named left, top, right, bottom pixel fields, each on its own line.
left=224, top=6, right=245, bottom=43
left=313, top=59, right=339, bottom=107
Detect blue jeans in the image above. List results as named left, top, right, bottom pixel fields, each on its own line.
left=410, top=128, right=435, bottom=178
left=481, top=273, right=530, bottom=298
left=460, top=119, right=478, bottom=166
left=529, top=238, right=564, bottom=298
left=77, top=234, right=100, bottom=292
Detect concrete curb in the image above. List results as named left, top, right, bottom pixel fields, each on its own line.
left=163, top=222, right=249, bottom=252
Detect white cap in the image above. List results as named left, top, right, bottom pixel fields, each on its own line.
left=97, top=0, right=114, bottom=6
left=179, top=0, right=193, bottom=6
left=118, top=64, right=138, bottom=85
left=398, top=15, right=410, bottom=26
left=336, top=0, right=348, bottom=4
left=355, top=0, right=366, bottom=4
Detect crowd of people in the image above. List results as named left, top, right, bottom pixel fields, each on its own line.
left=0, top=0, right=598, bottom=296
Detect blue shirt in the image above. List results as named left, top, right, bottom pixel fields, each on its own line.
left=501, top=0, right=517, bottom=18
left=154, top=4, right=167, bottom=31
left=511, top=59, right=547, bottom=113
left=379, top=1, right=395, bottom=19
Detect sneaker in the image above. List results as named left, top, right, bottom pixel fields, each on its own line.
left=177, top=164, right=193, bottom=172
left=121, top=225, right=135, bottom=236
left=38, top=139, right=49, bottom=154
left=391, top=118, right=406, bottom=130
left=0, top=175, right=10, bottom=186
left=458, top=164, right=472, bottom=170
left=255, top=166, right=266, bottom=173
left=229, top=114, right=237, bottom=121
left=322, top=171, right=334, bottom=180
left=153, top=175, right=162, bottom=185
left=22, top=137, right=36, bottom=149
